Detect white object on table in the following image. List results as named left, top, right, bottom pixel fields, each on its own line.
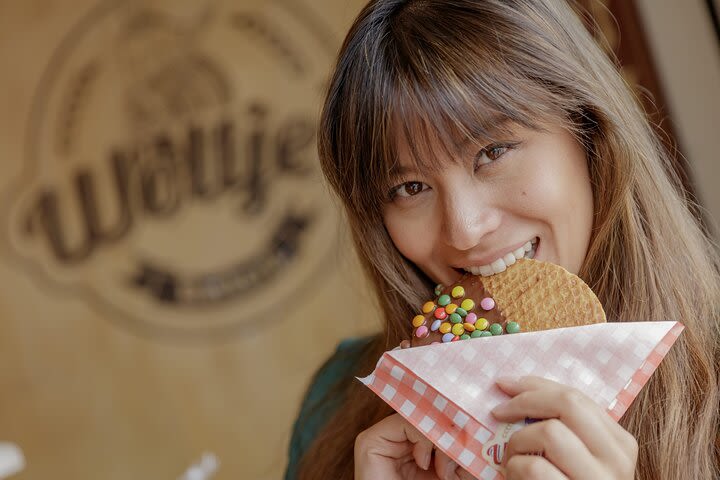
left=0, top=443, right=24, bottom=479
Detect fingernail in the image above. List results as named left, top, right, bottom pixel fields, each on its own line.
left=444, top=460, right=458, bottom=480
left=496, top=376, right=520, bottom=387
left=422, top=450, right=431, bottom=470
left=490, top=402, right=506, bottom=416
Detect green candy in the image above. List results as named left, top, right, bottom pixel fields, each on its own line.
left=470, top=330, right=483, bottom=338
left=460, top=334, right=470, bottom=340
left=505, top=321, right=521, bottom=334
left=449, top=313, right=462, bottom=324
left=434, top=284, right=443, bottom=296
left=489, top=323, right=503, bottom=336
left=438, top=294, right=451, bottom=306
left=480, top=331, right=492, bottom=337
left=455, top=308, right=467, bottom=317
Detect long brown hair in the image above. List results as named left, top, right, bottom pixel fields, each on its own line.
left=298, top=1, right=720, bottom=478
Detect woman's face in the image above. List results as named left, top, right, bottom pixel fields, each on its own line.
left=382, top=121, right=594, bottom=286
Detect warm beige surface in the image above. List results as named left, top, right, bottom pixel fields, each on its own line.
left=0, top=0, right=374, bottom=479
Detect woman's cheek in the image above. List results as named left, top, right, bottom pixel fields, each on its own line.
left=502, top=171, right=555, bottom=216
left=384, top=208, right=436, bottom=263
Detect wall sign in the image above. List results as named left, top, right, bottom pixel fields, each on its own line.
left=1, top=0, right=339, bottom=341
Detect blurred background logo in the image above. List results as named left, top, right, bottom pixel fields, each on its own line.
left=2, top=0, right=339, bottom=341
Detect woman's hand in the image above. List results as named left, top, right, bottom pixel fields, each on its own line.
left=491, top=376, right=639, bottom=480
left=354, top=414, right=476, bottom=480
left=354, top=413, right=436, bottom=479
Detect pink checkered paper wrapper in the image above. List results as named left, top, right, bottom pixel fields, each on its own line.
left=358, top=321, right=684, bottom=480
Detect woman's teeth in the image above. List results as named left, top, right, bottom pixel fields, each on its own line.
left=463, top=238, right=537, bottom=277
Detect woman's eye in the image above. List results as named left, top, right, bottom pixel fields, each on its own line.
left=475, top=143, right=512, bottom=168
left=390, top=181, right=428, bottom=199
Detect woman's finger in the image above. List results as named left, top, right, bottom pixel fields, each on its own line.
left=432, top=449, right=459, bottom=480
left=594, top=403, right=641, bottom=457
left=355, top=413, right=434, bottom=469
left=413, top=439, right=433, bottom=471
left=504, top=418, right=603, bottom=478
left=524, top=375, right=637, bottom=454
left=492, top=376, right=630, bottom=464
left=456, top=467, right=477, bottom=480
left=432, top=449, right=476, bottom=480
left=504, top=454, right=569, bottom=480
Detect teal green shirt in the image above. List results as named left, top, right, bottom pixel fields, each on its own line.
left=284, top=337, right=373, bottom=480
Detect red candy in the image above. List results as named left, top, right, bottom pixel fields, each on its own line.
left=434, top=307, right=447, bottom=320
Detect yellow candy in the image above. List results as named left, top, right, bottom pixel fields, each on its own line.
left=422, top=301, right=435, bottom=314
left=475, top=317, right=489, bottom=331
left=412, top=315, right=426, bottom=328
left=451, top=286, right=465, bottom=298
left=463, top=322, right=476, bottom=332
left=451, top=323, right=465, bottom=336
left=460, top=299, right=475, bottom=311
left=439, top=322, right=452, bottom=334
left=445, top=303, right=458, bottom=314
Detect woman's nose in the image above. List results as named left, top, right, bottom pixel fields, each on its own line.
left=440, top=193, right=500, bottom=251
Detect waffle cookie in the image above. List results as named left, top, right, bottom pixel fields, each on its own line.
left=408, top=258, right=606, bottom=347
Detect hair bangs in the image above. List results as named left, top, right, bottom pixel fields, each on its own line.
left=375, top=37, right=563, bottom=198
left=333, top=0, right=574, bottom=215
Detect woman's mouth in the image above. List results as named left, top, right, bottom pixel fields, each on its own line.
left=462, top=237, right=539, bottom=276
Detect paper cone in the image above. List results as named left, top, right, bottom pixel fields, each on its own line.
left=359, top=321, right=683, bottom=479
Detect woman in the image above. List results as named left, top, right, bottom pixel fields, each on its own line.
left=286, top=0, right=720, bottom=478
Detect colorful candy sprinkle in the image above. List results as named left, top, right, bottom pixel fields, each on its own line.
left=451, top=286, right=465, bottom=298
left=451, top=323, right=465, bottom=336
left=422, top=302, right=435, bottom=314
left=449, top=313, right=462, bottom=324
left=455, top=308, right=468, bottom=317
left=470, top=330, right=483, bottom=338
left=445, top=303, right=458, bottom=314
left=460, top=334, right=470, bottom=340
left=412, top=315, right=425, bottom=327
left=442, top=332, right=454, bottom=343
left=439, top=322, right=452, bottom=334
left=438, top=294, right=451, bottom=306
left=466, top=312, right=478, bottom=324
left=451, top=336, right=460, bottom=342
left=506, top=321, right=521, bottom=334
left=434, top=308, right=447, bottom=320
left=415, top=325, right=429, bottom=338
left=460, top=299, right=475, bottom=311
left=430, top=319, right=442, bottom=331
left=489, top=323, right=503, bottom=335
left=480, top=331, right=492, bottom=337
left=474, top=317, right=489, bottom=331
left=480, top=297, right=495, bottom=311
left=463, top=322, right=476, bottom=332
